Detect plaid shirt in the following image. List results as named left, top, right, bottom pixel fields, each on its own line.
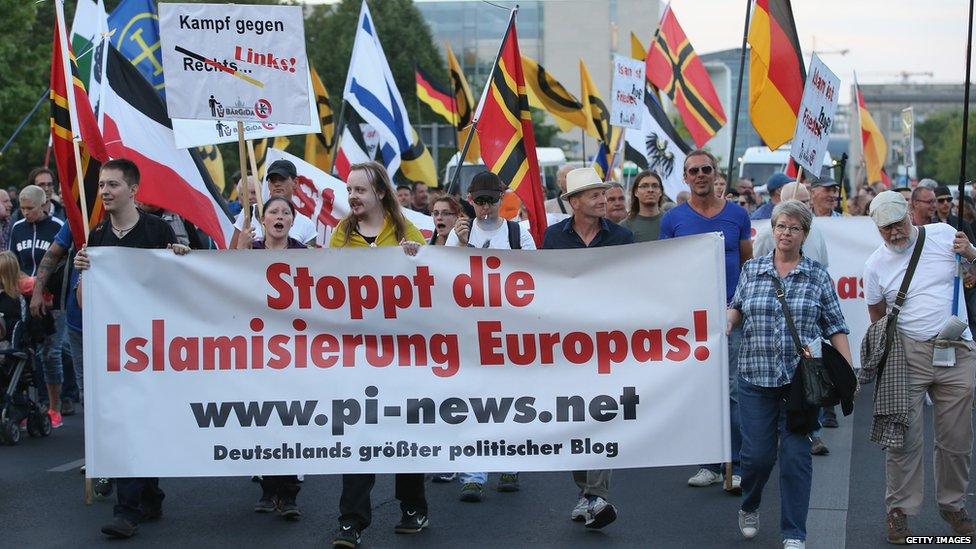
left=731, top=253, right=849, bottom=387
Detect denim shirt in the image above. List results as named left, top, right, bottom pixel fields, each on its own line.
left=730, top=253, right=849, bottom=387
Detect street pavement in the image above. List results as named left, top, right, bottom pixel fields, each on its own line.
left=4, top=390, right=975, bottom=548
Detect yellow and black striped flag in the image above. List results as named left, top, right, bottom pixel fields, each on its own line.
left=446, top=44, right=480, bottom=163
left=522, top=54, right=589, bottom=133
left=579, top=59, right=610, bottom=143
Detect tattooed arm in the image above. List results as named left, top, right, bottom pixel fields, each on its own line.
left=29, top=242, right=67, bottom=318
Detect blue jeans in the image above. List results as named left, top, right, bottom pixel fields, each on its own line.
left=67, top=328, right=83, bottom=396
left=459, top=472, right=517, bottom=485
left=37, top=310, right=65, bottom=385
left=704, top=324, right=742, bottom=475
left=738, top=377, right=812, bottom=541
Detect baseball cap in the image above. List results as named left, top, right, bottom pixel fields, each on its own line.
left=266, top=159, right=297, bottom=179
left=468, top=171, right=506, bottom=199
left=765, top=172, right=792, bottom=194
left=809, top=176, right=839, bottom=188
left=869, top=190, right=909, bottom=227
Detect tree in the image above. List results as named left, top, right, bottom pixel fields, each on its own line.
left=304, top=0, right=447, bottom=126
left=915, top=109, right=976, bottom=185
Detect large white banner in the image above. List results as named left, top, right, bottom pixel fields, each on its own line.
left=83, top=236, right=730, bottom=477
left=752, top=217, right=882, bottom=368
left=159, top=3, right=309, bottom=124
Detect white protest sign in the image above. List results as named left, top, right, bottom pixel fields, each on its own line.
left=610, top=55, right=645, bottom=129
left=172, top=71, right=319, bottom=149
left=902, top=107, right=916, bottom=170
left=158, top=3, right=310, bottom=124
left=83, top=236, right=730, bottom=477
left=751, top=217, right=883, bottom=369
left=790, top=53, right=840, bottom=175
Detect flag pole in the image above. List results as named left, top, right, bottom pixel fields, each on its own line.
left=958, top=0, right=974, bottom=227
left=724, top=0, right=754, bottom=186
left=447, top=7, right=518, bottom=196
left=237, top=122, right=252, bottom=230
left=245, top=139, right=263, bottom=218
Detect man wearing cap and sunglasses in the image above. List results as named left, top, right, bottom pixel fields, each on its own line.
left=863, top=191, right=976, bottom=543
left=542, top=167, right=633, bottom=530
left=230, top=159, right=317, bottom=248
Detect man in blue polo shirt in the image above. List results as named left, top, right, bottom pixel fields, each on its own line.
left=543, top=167, right=633, bottom=530
left=660, top=148, right=752, bottom=494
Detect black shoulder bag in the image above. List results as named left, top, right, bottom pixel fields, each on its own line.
left=771, top=275, right=837, bottom=407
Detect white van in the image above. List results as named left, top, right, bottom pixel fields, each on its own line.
left=443, top=147, right=568, bottom=198
left=738, top=145, right=835, bottom=187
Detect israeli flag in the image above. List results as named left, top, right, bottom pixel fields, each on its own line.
left=342, top=2, right=414, bottom=176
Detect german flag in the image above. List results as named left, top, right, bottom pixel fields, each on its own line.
left=476, top=14, right=547, bottom=246
left=855, top=78, right=890, bottom=186
left=521, top=55, right=589, bottom=133
left=646, top=5, right=727, bottom=148
left=415, top=65, right=455, bottom=125
left=50, top=0, right=108, bottom=248
left=580, top=59, right=610, bottom=143
left=305, top=65, right=335, bottom=172
left=446, top=44, right=480, bottom=163
left=748, top=0, right=805, bottom=150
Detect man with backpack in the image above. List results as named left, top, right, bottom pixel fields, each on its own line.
left=445, top=171, right=533, bottom=501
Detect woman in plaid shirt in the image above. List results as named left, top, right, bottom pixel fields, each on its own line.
left=726, top=200, right=852, bottom=549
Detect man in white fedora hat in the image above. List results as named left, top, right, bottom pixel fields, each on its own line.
left=542, top=167, right=633, bottom=529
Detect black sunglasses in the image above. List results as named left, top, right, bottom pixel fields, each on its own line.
left=937, top=197, right=953, bottom=203
left=687, top=165, right=714, bottom=176
left=473, top=195, right=500, bottom=205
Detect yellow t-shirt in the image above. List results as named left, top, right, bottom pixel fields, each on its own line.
left=329, top=214, right=425, bottom=249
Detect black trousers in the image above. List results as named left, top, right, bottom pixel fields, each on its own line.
left=338, top=473, right=426, bottom=530
left=260, top=475, right=301, bottom=499
left=114, top=478, right=164, bottom=522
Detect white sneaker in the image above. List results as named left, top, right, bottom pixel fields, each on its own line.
left=584, top=496, right=618, bottom=529
left=570, top=496, right=588, bottom=521
left=783, top=539, right=805, bottom=549
left=688, top=468, right=722, bottom=487
left=738, top=509, right=759, bottom=539
left=725, top=474, right=742, bottom=494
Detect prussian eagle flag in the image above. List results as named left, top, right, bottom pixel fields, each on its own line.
left=101, top=46, right=234, bottom=247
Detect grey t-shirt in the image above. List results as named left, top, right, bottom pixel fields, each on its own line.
left=620, top=212, right=663, bottom=243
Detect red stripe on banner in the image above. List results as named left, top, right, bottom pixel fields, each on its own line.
left=103, top=114, right=229, bottom=248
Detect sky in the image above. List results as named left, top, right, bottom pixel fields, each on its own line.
left=663, top=0, right=970, bottom=104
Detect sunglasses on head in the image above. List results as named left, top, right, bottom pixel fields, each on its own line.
left=687, top=165, right=714, bottom=176
left=473, top=195, right=500, bottom=205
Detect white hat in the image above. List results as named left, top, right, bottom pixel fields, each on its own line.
left=869, top=190, right=909, bottom=227
left=561, top=167, right=611, bottom=200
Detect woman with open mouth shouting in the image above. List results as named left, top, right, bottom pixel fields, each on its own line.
left=429, top=195, right=463, bottom=246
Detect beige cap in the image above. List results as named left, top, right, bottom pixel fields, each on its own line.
left=561, top=167, right=611, bottom=200
left=869, top=190, right=909, bottom=227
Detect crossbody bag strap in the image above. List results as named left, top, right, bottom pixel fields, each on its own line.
left=771, top=275, right=808, bottom=358
left=876, top=225, right=926, bottom=385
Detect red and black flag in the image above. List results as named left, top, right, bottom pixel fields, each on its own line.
left=748, top=0, right=806, bottom=150
left=646, top=5, right=727, bottom=148
left=475, top=13, right=547, bottom=246
left=415, top=65, right=456, bottom=125
left=50, top=0, right=108, bottom=247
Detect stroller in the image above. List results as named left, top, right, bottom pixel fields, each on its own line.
left=0, top=300, right=54, bottom=445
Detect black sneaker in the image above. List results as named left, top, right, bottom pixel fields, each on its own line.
left=254, top=496, right=277, bottom=513
left=61, top=398, right=76, bottom=416
left=93, top=478, right=114, bottom=497
left=101, top=517, right=138, bottom=538
left=459, top=482, right=484, bottom=502
left=497, top=473, right=520, bottom=492
left=431, top=472, right=456, bottom=483
left=278, top=499, right=301, bottom=521
left=333, top=524, right=361, bottom=548
left=394, top=510, right=429, bottom=534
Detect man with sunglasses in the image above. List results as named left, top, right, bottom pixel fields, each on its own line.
left=910, top=186, right=937, bottom=226
left=660, top=149, right=752, bottom=494
left=447, top=172, right=534, bottom=251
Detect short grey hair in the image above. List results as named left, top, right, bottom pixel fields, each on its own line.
left=771, top=199, right=813, bottom=233
left=19, top=185, right=45, bottom=206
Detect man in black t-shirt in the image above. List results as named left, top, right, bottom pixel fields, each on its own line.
left=74, top=159, right=186, bottom=540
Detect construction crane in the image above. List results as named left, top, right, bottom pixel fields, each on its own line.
left=862, top=70, right=935, bottom=83
left=811, top=36, right=849, bottom=56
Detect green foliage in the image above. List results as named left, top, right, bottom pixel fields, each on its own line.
left=531, top=109, right=559, bottom=148
left=305, top=0, right=447, bottom=124
left=915, top=109, right=976, bottom=185
left=0, top=0, right=54, bottom=186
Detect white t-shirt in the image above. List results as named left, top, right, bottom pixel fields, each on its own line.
left=753, top=223, right=829, bottom=267
left=234, top=206, right=317, bottom=244
left=864, top=222, right=971, bottom=341
left=445, top=218, right=537, bottom=250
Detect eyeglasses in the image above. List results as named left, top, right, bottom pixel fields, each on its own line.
left=879, top=220, right=909, bottom=234
left=773, top=224, right=804, bottom=234
left=473, top=196, right=500, bottom=206
left=431, top=209, right=457, bottom=217
left=937, top=197, right=953, bottom=203
left=687, top=165, right=714, bottom=176
left=914, top=198, right=935, bottom=205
